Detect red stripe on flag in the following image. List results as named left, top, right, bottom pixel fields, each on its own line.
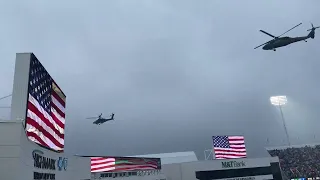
left=51, top=112, right=65, bottom=129
left=26, top=117, right=64, bottom=148
left=91, top=160, right=116, bottom=166
left=52, top=90, right=66, bottom=107
left=51, top=103, right=65, bottom=118
left=91, top=157, right=110, bottom=161
left=27, top=102, right=64, bottom=139
left=26, top=131, right=50, bottom=148
left=26, top=94, right=64, bottom=151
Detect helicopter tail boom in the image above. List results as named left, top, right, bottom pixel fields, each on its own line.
left=308, top=31, right=315, bottom=39
left=307, top=23, right=320, bottom=39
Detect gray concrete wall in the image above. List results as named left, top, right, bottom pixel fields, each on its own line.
left=18, top=121, right=91, bottom=180
left=0, top=121, right=22, bottom=180
left=0, top=121, right=91, bottom=180
left=10, top=53, right=31, bottom=122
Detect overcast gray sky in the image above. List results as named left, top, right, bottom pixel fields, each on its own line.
left=1, top=0, right=320, bottom=159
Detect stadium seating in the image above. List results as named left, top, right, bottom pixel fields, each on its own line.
left=268, top=145, right=320, bottom=179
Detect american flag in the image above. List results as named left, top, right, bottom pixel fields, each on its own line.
left=25, top=55, right=66, bottom=152
left=212, top=135, right=247, bottom=159
left=91, top=157, right=160, bottom=173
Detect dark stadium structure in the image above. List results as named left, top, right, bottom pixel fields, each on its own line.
left=196, top=159, right=283, bottom=180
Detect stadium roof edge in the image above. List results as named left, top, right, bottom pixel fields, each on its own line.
left=128, top=151, right=197, bottom=158
left=16, top=52, right=34, bottom=54
left=75, top=151, right=197, bottom=158
left=265, top=143, right=320, bottom=150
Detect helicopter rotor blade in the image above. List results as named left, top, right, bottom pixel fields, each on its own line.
left=278, top=23, right=302, bottom=37
left=259, top=30, right=276, bottom=38
left=86, top=117, right=98, bottom=119
left=254, top=40, right=271, bottom=49
left=307, top=26, right=320, bottom=31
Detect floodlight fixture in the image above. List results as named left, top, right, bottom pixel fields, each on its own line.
left=270, top=96, right=287, bottom=106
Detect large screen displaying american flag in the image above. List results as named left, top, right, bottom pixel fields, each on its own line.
left=212, top=135, right=247, bottom=159
left=91, top=157, right=161, bottom=173
left=25, top=55, right=66, bottom=152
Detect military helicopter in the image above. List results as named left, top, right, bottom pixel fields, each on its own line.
left=254, top=23, right=320, bottom=51
left=86, top=113, right=115, bottom=125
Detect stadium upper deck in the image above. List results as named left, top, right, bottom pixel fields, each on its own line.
left=267, top=144, right=320, bottom=180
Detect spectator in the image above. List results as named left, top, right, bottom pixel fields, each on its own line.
left=268, top=145, right=320, bottom=179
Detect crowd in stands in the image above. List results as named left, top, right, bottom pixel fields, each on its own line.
left=268, top=145, right=320, bottom=179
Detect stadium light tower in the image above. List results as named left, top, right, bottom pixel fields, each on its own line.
left=270, top=96, right=290, bottom=146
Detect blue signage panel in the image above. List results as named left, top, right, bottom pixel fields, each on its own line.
left=57, top=157, right=68, bottom=171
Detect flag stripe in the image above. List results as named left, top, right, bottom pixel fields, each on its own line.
left=26, top=126, right=62, bottom=151
left=213, top=147, right=246, bottom=153
left=91, top=157, right=114, bottom=161
left=51, top=103, right=65, bottom=118
left=27, top=95, right=64, bottom=136
left=51, top=93, right=65, bottom=112
left=92, top=163, right=116, bottom=170
left=91, top=158, right=115, bottom=172
left=213, top=135, right=247, bottom=159
left=26, top=117, right=64, bottom=147
left=215, top=152, right=247, bottom=156
left=228, top=136, right=245, bottom=140
left=92, top=160, right=116, bottom=166
left=27, top=99, right=64, bottom=138
left=229, top=145, right=246, bottom=148
left=51, top=90, right=66, bottom=107
left=26, top=131, right=50, bottom=148
left=51, top=109, right=65, bottom=129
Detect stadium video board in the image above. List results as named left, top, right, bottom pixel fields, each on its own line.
left=91, top=156, right=162, bottom=173
left=15, top=53, right=66, bottom=152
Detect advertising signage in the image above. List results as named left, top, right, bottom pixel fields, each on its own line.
left=33, top=150, right=56, bottom=170
left=32, top=150, right=68, bottom=180
left=221, top=160, right=246, bottom=168
left=57, top=157, right=68, bottom=171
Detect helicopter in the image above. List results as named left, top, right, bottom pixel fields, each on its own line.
left=86, top=113, right=115, bottom=125
left=254, top=23, right=320, bottom=51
